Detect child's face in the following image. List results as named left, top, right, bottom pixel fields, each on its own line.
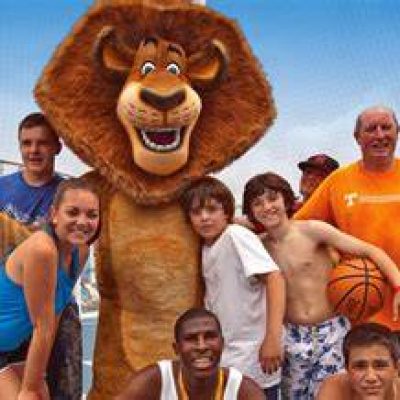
left=250, top=189, right=287, bottom=230
left=347, top=344, right=398, bottom=399
left=189, top=197, right=229, bottom=245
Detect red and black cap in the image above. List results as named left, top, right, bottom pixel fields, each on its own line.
left=298, top=154, right=339, bottom=174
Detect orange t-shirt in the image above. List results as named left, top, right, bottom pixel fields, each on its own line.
left=295, top=159, right=400, bottom=329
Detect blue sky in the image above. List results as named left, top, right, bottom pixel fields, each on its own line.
left=1, top=1, right=400, bottom=200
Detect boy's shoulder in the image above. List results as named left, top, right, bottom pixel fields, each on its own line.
left=206, top=224, right=264, bottom=253
left=207, top=224, right=266, bottom=258
left=227, top=224, right=272, bottom=255
left=0, top=171, right=21, bottom=186
left=317, top=372, right=351, bottom=399
left=283, top=220, right=335, bottom=249
left=225, top=223, right=263, bottom=243
left=292, top=219, right=331, bottom=234
left=228, top=223, right=258, bottom=236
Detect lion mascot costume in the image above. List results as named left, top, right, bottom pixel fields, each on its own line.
left=0, top=0, right=277, bottom=397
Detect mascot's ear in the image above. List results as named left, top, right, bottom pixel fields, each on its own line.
left=187, top=40, right=229, bottom=89
left=93, top=26, right=135, bottom=80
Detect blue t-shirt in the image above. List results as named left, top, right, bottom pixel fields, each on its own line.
left=0, top=171, right=63, bottom=225
left=0, top=243, right=80, bottom=352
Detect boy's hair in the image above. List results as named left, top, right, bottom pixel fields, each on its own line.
left=51, top=178, right=101, bottom=244
left=179, top=176, right=235, bottom=222
left=18, top=112, right=59, bottom=141
left=174, top=308, right=222, bottom=342
left=242, top=172, right=296, bottom=222
left=343, top=322, right=399, bottom=366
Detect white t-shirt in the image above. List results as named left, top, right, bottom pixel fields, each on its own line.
left=157, top=360, right=242, bottom=399
left=202, top=224, right=281, bottom=388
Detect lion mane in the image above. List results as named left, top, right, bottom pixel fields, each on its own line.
left=35, top=0, right=275, bottom=204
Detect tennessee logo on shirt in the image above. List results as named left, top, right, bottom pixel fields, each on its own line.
left=344, top=193, right=400, bottom=207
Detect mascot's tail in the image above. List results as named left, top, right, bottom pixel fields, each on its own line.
left=0, top=212, right=31, bottom=259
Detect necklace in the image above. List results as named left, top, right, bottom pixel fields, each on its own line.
left=178, top=367, right=224, bottom=400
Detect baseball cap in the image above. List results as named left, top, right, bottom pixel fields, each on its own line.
left=298, top=154, right=339, bottom=174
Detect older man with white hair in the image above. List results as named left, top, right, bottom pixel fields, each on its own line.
left=295, top=105, right=400, bottom=330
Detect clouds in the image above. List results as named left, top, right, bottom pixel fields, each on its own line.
left=1, top=1, right=399, bottom=194
left=217, top=83, right=400, bottom=203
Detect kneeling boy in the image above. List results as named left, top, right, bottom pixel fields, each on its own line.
left=317, top=323, right=400, bottom=399
left=116, top=308, right=265, bottom=399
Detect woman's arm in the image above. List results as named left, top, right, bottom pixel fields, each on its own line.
left=21, top=238, right=58, bottom=397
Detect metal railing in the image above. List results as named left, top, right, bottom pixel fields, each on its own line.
left=0, top=158, right=73, bottom=178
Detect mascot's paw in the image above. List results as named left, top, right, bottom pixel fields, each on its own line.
left=0, top=212, right=31, bottom=258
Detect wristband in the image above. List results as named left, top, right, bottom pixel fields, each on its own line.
left=393, top=286, right=400, bottom=293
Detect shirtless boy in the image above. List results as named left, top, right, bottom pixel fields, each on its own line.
left=242, top=172, right=400, bottom=399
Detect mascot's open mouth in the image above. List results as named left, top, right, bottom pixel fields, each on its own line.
left=139, top=127, right=185, bottom=152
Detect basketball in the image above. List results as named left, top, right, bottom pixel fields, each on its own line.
left=327, top=257, right=389, bottom=324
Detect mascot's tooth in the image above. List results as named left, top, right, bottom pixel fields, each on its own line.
left=140, top=127, right=182, bottom=152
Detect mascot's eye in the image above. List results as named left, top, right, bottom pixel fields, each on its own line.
left=141, top=61, right=156, bottom=76
left=166, top=63, right=181, bottom=75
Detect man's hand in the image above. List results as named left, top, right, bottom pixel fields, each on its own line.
left=259, top=335, right=283, bottom=374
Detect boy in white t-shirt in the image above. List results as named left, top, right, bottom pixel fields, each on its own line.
left=180, top=177, right=285, bottom=399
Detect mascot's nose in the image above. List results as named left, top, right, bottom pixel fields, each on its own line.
left=140, top=88, right=186, bottom=111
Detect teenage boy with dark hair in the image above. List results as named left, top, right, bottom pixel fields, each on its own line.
left=0, top=112, right=62, bottom=225
left=243, top=172, right=400, bottom=399
left=317, top=323, right=400, bottom=399
left=180, top=177, right=285, bottom=399
left=117, top=308, right=266, bottom=399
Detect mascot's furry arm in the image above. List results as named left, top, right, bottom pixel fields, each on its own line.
left=34, top=1, right=275, bottom=398
left=0, top=213, right=31, bottom=259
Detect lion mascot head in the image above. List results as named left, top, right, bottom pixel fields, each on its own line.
left=35, top=0, right=275, bottom=202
